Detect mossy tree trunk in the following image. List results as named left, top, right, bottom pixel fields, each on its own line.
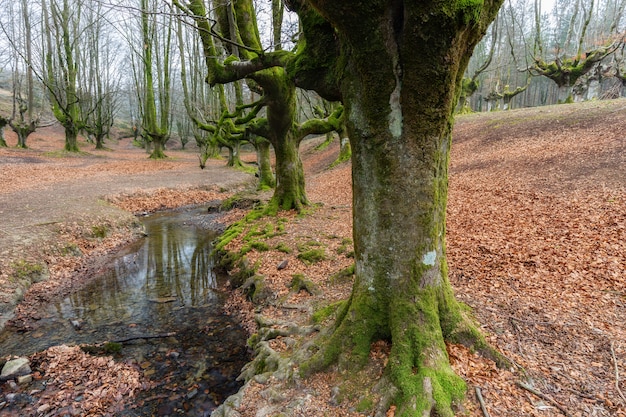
left=64, top=124, right=80, bottom=152
left=148, top=135, right=167, bottom=159
left=42, top=0, right=83, bottom=153
left=271, top=128, right=307, bottom=211
left=299, top=1, right=504, bottom=415
left=94, top=134, right=106, bottom=150
left=0, top=119, right=7, bottom=147
left=226, top=141, right=245, bottom=168
left=261, top=71, right=309, bottom=211
left=183, top=0, right=340, bottom=212
left=12, top=122, right=36, bottom=149
left=138, top=0, right=172, bottom=160
left=331, top=124, right=351, bottom=167
left=255, top=138, right=276, bottom=190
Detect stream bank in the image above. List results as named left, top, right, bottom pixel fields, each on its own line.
left=0, top=205, right=252, bottom=416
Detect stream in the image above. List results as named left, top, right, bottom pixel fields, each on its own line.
left=0, top=207, right=250, bottom=416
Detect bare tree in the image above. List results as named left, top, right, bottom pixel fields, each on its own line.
left=529, top=0, right=621, bottom=102
left=0, top=0, right=43, bottom=148
left=78, top=0, right=121, bottom=150
left=42, top=0, right=85, bottom=152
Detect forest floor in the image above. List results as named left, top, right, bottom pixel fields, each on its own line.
left=0, top=98, right=625, bottom=416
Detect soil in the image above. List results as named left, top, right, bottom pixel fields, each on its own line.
left=0, top=98, right=625, bottom=416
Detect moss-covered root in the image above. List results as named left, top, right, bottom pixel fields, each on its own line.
left=266, top=192, right=309, bottom=214
left=438, top=286, right=512, bottom=370
left=387, top=299, right=466, bottom=417
left=300, top=286, right=506, bottom=416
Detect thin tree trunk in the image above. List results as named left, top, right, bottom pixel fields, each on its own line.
left=256, top=139, right=275, bottom=190
left=0, top=125, right=6, bottom=147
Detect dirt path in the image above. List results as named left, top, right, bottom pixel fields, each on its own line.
left=0, top=129, right=255, bottom=327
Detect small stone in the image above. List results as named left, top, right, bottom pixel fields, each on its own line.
left=329, top=386, right=341, bottom=406
left=17, top=374, right=32, bottom=384
left=5, top=393, right=16, bottom=403
left=276, top=259, right=289, bottom=270
left=253, top=374, right=269, bottom=384
left=37, top=404, right=51, bottom=414
left=71, top=320, right=81, bottom=330
left=186, top=388, right=198, bottom=399
left=1, top=358, right=31, bottom=378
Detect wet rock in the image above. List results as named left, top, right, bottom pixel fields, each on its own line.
left=37, top=404, right=51, bottom=414
left=4, top=392, right=34, bottom=407
left=1, top=358, right=31, bottom=378
left=71, top=320, right=82, bottom=330
left=207, top=200, right=222, bottom=213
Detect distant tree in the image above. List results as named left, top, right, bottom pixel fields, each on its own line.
left=616, top=44, right=626, bottom=96
left=529, top=0, right=620, bottom=102
left=458, top=13, right=500, bottom=112
left=41, top=0, right=84, bottom=152
left=129, top=0, right=174, bottom=159
left=177, top=0, right=343, bottom=211
left=485, top=77, right=531, bottom=110
left=0, top=115, right=7, bottom=147
left=78, top=0, right=121, bottom=150
left=0, top=0, right=42, bottom=148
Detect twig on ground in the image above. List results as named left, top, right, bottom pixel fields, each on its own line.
left=516, top=381, right=571, bottom=417
left=508, top=316, right=575, bottom=326
left=610, top=342, right=626, bottom=404
left=564, top=387, right=600, bottom=401
left=113, top=332, right=177, bottom=343
left=475, top=387, right=491, bottom=417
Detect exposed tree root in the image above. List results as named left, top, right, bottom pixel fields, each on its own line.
left=298, top=285, right=510, bottom=416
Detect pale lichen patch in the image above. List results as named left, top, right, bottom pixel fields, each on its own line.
left=422, top=250, right=437, bottom=266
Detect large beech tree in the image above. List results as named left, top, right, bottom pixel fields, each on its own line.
left=178, top=0, right=342, bottom=212
left=285, top=1, right=505, bottom=415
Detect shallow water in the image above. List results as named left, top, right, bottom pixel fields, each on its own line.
left=0, top=207, right=249, bottom=415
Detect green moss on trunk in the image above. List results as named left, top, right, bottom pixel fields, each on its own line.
left=148, top=138, right=167, bottom=160
left=298, top=1, right=504, bottom=415
left=256, top=139, right=276, bottom=190
left=64, top=127, right=80, bottom=152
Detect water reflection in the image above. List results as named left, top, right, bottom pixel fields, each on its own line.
left=0, top=207, right=231, bottom=356
left=55, top=211, right=219, bottom=332
left=0, top=207, right=250, bottom=415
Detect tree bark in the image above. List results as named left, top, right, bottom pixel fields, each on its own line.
left=255, top=139, right=275, bottom=190
left=0, top=124, right=6, bottom=147
left=299, top=1, right=505, bottom=415
left=13, top=123, right=36, bottom=149
left=148, top=136, right=167, bottom=159
left=64, top=125, right=80, bottom=153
